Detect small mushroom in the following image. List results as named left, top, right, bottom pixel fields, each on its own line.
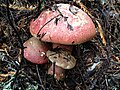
left=23, top=37, right=50, bottom=64
left=47, top=46, right=76, bottom=80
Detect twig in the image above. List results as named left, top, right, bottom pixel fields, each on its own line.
left=37, top=14, right=60, bottom=37
left=36, top=65, right=45, bottom=90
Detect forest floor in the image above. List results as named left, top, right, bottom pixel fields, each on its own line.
left=0, top=0, right=120, bottom=90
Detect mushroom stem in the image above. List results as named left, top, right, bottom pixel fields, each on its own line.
left=52, top=43, right=73, bottom=53
left=48, top=63, right=65, bottom=80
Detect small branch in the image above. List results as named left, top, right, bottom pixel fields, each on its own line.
left=36, top=65, right=45, bottom=90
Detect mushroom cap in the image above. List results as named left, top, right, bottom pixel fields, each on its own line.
left=30, top=3, right=96, bottom=45
left=46, top=49, right=76, bottom=69
left=23, top=37, right=49, bottom=64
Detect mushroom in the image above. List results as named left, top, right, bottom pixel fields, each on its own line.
left=47, top=49, right=76, bottom=80
left=30, top=3, right=96, bottom=45
left=23, top=37, right=50, bottom=64
left=30, top=3, right=96, bottom=60
left=29, top=3, right=96, bottom=79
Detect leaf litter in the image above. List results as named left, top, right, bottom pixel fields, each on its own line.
left=0, top=0, right=120, bottom=90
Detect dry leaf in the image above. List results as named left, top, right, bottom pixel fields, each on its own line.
left=111, top=55, right=120, bottom=63
left=0, top=71, right=16, bottom=77
left=0, top=71, right=16, bottom=82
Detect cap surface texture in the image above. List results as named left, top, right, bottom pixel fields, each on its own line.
left=30, top=3, right=96, bottom=45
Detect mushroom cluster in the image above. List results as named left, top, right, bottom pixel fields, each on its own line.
left=23, top=3, right=96, bottom=80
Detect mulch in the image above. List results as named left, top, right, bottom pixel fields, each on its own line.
left=0, top=0, right=120, bottom=90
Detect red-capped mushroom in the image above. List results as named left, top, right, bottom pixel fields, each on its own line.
left=23, top=37, right=50, bottom=64
left=30, top=3, right=96, bottom=45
